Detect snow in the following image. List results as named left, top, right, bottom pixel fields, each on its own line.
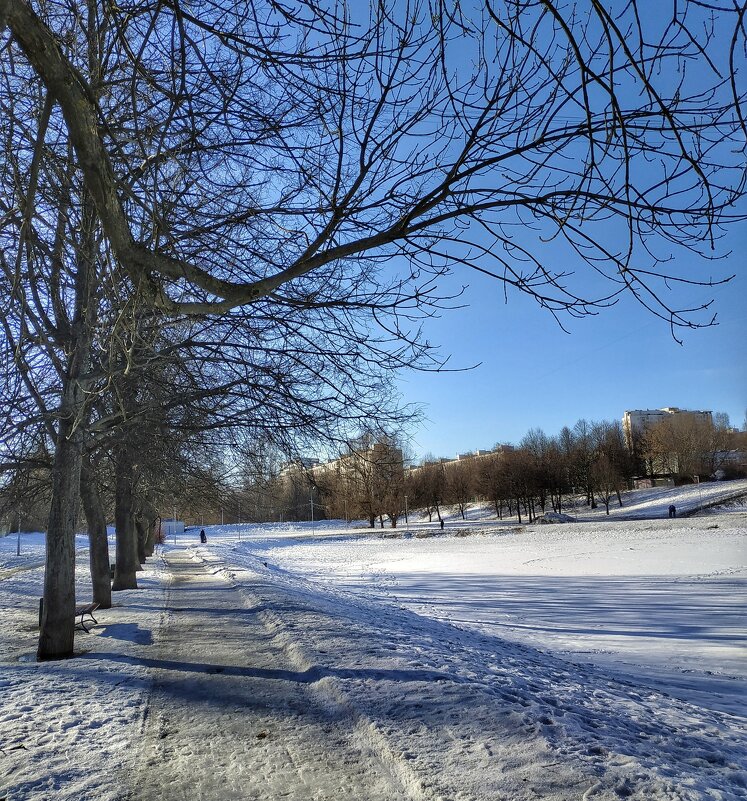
left=1, top=481, right=745, bottom=800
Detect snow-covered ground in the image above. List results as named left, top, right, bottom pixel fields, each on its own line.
left=1, top=482, right=745, bottom=800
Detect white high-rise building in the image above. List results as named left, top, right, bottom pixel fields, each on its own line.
left=622, top=407, right=712, bottom=451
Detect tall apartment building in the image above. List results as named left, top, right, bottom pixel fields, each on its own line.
left=622, top=407, right=713, bottom=451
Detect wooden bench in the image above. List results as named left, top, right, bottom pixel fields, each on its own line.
left=75, top=602, right=100, bottom=633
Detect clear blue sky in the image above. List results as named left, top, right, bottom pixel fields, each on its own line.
left=390, top=2, right=747, bottom=461
left=398, top=253, right=746, bottom=461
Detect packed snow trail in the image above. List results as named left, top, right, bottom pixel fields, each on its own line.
left=205, top=542, right=747, bottom=800
left=130, top=549, right=413, bottom=801
left=129, top=545, right=747, bottom=801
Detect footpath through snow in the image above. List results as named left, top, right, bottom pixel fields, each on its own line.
left=140, top=543, right=747, bottom=801
left=131, top=549, right=415, bottom=800
left=1, top=488, right=746, bottom=801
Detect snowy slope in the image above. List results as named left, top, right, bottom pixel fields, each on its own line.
left=0, top=483, right=745, bottom=800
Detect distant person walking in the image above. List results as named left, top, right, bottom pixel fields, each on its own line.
left=199, top=529, right=207, bottom=543
left=668, top=505, right=676, bottom=519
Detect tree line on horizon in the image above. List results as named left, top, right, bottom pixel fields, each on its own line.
left=265, top=413, right=745, bottom=527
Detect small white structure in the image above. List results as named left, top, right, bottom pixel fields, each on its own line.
left=161, top=518, right=185, bottom=536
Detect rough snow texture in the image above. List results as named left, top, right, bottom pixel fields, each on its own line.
left=0, top=481, right=745, bottom=800
left=0, top=533, right=165, bottom=801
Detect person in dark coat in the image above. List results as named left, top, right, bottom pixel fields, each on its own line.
left=668, top=505, right=676, bottom=519
left=199, top=529, right=207, bottom=543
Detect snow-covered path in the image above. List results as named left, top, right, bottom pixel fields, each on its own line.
left=1, top=489, right=745, bottom=801
left=136, top=545, right=745, bottom=801
left=131, top=550, right=412, bottom=800
left=140, top=549, right=606, bottom=801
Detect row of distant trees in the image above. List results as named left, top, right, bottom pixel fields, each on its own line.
left=634, top=413, right=744, bottom=485
left=267, top=413, right=746, bottom=527
left=5, top=411, right=742, bottom=538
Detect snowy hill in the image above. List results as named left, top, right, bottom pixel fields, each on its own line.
left=0, top=480, right=745, bottom=800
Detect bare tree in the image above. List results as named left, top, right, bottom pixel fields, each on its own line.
left=590, top=454, right=624, bottom=515
left=417, top=458, right=447, bottom=527
left=2, top=0, right=746, bottom=659
left=643, top=414, right=734, bottom=483
left=477, top=453, right=512, bottom=520
left=445, top=458, right=477, bottom=520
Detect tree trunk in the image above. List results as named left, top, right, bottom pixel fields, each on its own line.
left=37, top=408, right=84, bottom=660
left=135, top=508, right=147, bottom=568
left=80, top=455, right=112, bottom=609
left=37, top=194, right=97, bottom=661
left=144, top=516, right=156, bottom=557
left=112, top=445, right=139, bottom=590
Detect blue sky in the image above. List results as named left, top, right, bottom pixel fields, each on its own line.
left=386, top=3, right=747, bottom=462
left=398, top=252, right=746, bottom=461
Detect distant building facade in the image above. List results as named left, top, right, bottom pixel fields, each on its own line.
left=622, top=407, right=713, bottom=452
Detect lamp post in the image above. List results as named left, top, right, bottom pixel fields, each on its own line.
left=16, top=510, right=21, bottom=557
left=404, top=495, right=409, bottom=526
left=310, top=489, right=315, bottom=532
